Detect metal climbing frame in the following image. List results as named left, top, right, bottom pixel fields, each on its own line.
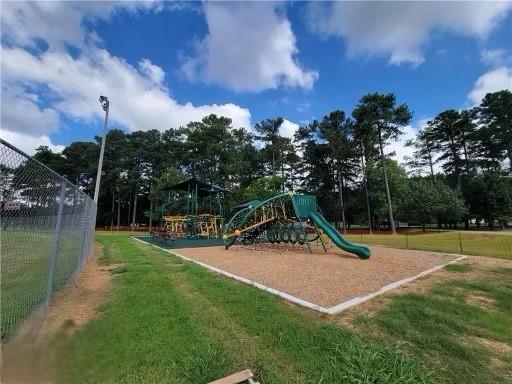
left=223, top=193, right=320, bottom=253
left=223, top=192, right=372, bottom=259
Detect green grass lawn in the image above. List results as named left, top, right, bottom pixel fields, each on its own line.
left=20, top=233, right=509, bottom=384
left=0, top=228, right=91, bottom=338
left=345, top=231, right=512, bottom=259
left=348, top=263, right=512, bottom=384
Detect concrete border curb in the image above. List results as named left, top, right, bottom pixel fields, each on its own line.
left=132, top=237, right=467, bottom=315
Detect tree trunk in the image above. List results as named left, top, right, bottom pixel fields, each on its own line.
left=281, top=155, right=285, bottom=193
left=360, top=149, right=372, bottom=234
left=117, top=197, right=121, bottom=230
left=132, top=188, right=138, bottom=227
left=428, top=151, right=434, bottom=177
left=378, top=128, right=396, bottom=234
left=448, top=136, right=463, bottom=192
left=338, top=171, right=346, bottom=234
left=110, top=190, right=115, bottom=230
left=271, top=139, right=275, bottom=176
left=508, top=148, right=512, bottom=171
left=463, top=142, right=470, bottom=173
left=149, top=185, right=153, bottom=231
left=127, top=191, right=131, bottom=226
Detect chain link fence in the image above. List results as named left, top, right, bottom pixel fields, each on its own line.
left=0, top=139, right=96, bottom=338
left=344, top=230, right=512, bottom=259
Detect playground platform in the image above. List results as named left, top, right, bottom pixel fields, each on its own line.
left=134, top=237, right=463, bottom=314
left=135, top=236, right=224, bottom=249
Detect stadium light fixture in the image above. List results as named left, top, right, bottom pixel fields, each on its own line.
left=93, top=96, right=110, bottom=205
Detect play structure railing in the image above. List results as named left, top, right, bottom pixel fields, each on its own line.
left=163, top=214, right=221, bottom=238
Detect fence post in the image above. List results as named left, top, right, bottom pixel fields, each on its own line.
left=78, top=199, right=89, bottom=270
left=44, top=181, right=66, bottom=309
left=458, top=231, right=463, bottom=254
left=405, top=231, right=409, bottom=249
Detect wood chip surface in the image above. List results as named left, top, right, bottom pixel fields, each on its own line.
left=174, top=244, right=456, bottom=307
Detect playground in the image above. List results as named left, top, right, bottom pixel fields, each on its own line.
left=131, top=187, right=466, bottom=313
left=2, top=178, right=511, bottom=384
left=3, top=232, right=511, bottom=384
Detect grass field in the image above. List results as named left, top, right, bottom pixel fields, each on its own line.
left=17, top=233, right=509, bottom=383
left=345, top=231, right=512, bottom=259
left=0, top=229, right=88, bottom=338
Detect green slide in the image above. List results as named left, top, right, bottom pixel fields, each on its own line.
left=308, top=211, right=371, bottom=259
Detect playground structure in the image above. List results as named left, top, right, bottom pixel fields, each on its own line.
left=161, top=177, right=228, bottom=238
left=223, top=192, right=371, bottom=259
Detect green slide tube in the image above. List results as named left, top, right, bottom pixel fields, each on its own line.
left=308, top=211, right=371, bottom=259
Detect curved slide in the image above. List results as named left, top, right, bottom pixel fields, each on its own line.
left=308, top=211, right=371, bottom=259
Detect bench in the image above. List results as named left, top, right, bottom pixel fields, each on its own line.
left=150, top=230, right=174, bottom=246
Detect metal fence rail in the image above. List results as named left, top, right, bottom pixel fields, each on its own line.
left=0, top=139, right=96, bottom=338
left=344, top=230, right=512, bottom=259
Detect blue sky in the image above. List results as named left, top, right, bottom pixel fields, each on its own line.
left=1, top=1, right=511, bottom=163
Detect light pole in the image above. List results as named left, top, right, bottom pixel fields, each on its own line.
left=94, top=95, right=109, bottom=205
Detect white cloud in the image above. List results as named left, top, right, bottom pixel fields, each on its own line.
left=306, top=2, right=512, bottom=65
left=480, top=49, right=509, bottom=67
left=139, top=58, right=166, bottom=85
left=468, top=66, right=512, bottom=105
left=182, top=2, right=318, bottom=92
left=0, top=1, right=159, bottom=50
left=279, top=119, right=300, bottom=139
left=1, top=90, right=59, bottom=136
left=1, top=46, right=252, bottom=131
left=1, top=1, right=253, bottom=154
left=385, top=124, right=417, bottom=165
left=1, top=129, right=64, bottom=155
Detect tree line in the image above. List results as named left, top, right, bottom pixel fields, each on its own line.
left=33, top=90, right=512, bottom=231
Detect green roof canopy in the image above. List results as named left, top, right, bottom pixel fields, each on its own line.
left=166, top=177, right=229, bottom=197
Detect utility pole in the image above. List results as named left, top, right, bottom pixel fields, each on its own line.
left=94, top=96, right=109, bottom=205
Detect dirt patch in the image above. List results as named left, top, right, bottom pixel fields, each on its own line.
left=35, top=243, right=116, bottom=337
left=466, top=293, right=496, bottom=308
left=1, top=242, right=114, bottom=383
left=468, top=336, right=512, bottom=356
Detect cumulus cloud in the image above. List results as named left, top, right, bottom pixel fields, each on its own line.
left=182, top=2, right=318, bottom=92
left=468, top=66, right=512, bottom=105
left=1, top=129, right=65, bottom=155
left=1, top=46, right=252, bottom=131
left=306, top=2, right=512, bottom=65
left=0, top=1, right=159, bottom=51
left=1, top=1, right=253, bottom=154
left=1, top=90, right=60, bottom=136
left=279, top=119, right=300, bottom=139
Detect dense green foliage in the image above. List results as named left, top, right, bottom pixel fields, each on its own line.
left=33, top=90, right=512, bottom=229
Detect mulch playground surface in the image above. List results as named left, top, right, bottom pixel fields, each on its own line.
left=143, top=238, right=457, bottom=308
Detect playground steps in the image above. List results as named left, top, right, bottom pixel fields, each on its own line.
left=208, top=369, right=259, bottom=384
